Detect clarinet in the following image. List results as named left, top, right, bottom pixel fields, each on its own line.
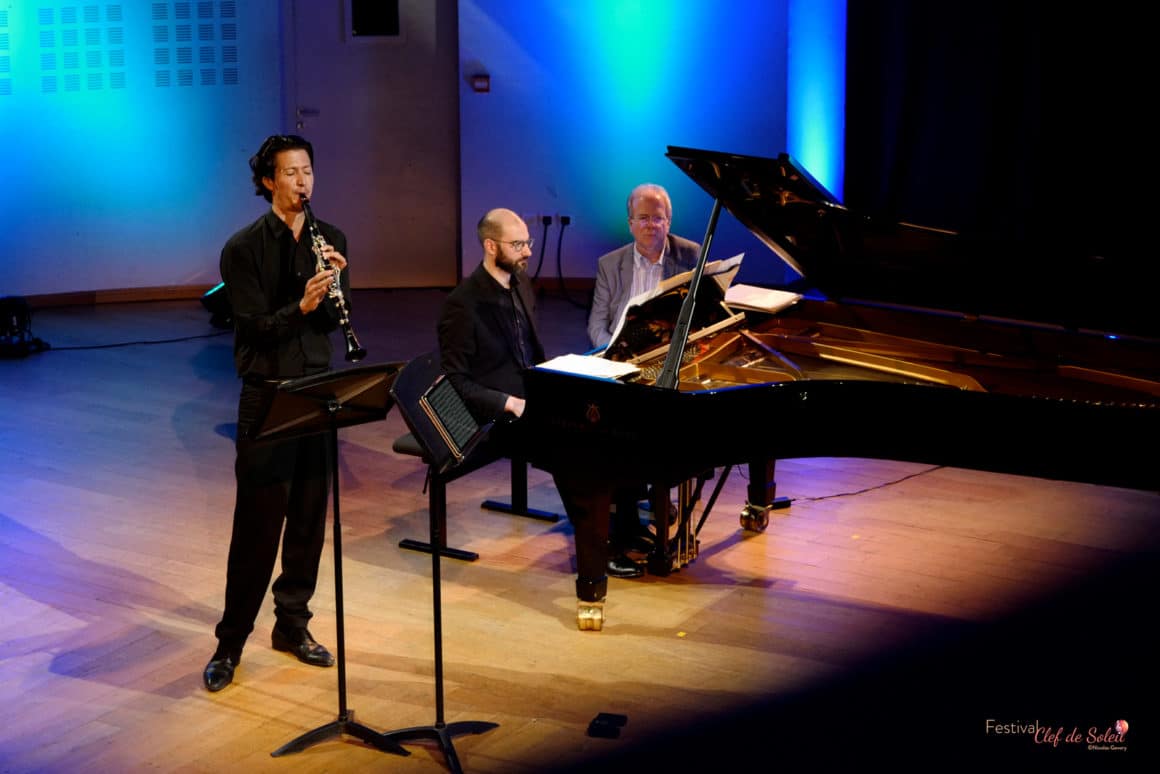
left=299, top=194, right=367, bottom=362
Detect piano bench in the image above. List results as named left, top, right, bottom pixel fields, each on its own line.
left=391, top=431, right=427, bottom=461
left=391, top=432, right=561, bottom=522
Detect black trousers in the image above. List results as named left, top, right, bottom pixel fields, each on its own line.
left=213, top=382, right=331, bottom=654
left=609, top=486, right=647, bottom=547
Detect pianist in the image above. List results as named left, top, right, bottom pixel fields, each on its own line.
left=439, top=208, right=633, bottom=630
left=587, top=183, right=701, bottom=576
left=438, top=208, right=542, bottom=422
left=587, top=183, right=700, bottom=349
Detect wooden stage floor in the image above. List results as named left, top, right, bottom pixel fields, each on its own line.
left=1, top=289, right=1155, bottom=771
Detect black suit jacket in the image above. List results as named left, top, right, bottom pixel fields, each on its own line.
left=438, top=263, right=545, bottom=422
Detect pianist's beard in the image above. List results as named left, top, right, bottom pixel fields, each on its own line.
left=496, top=252, right=529, bottom=278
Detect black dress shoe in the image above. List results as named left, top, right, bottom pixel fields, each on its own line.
left=271, top=627, right=335, bottom=667
left=203, top=652, right=238, bottom=692
left=607, top=553, right=644, bottom=579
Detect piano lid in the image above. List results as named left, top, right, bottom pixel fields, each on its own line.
left=666, top=146, right=1158, bottom=341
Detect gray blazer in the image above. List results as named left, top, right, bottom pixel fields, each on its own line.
left=587, top=234, right=701, bottom=349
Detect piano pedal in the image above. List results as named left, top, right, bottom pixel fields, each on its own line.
left=687, top=537, right=700, bottom=563
left=577, top=599, right=605, bottom=631
left=673, top=539, right=700, bottom=571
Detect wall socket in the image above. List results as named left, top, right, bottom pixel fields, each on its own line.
left=521, top=213, right=569, bottom=226
left=523, top=213, right=555, bottom=227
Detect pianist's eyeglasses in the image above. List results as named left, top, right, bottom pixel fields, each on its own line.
left=496, top=238, right=534, bottom=251
left=631, top=215, right=669, bottom=226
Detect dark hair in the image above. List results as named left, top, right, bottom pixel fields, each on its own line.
left=248, top=134, right=314, bottom=201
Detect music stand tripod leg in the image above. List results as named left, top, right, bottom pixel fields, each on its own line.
left=272, top=711, right=409, bottom=757
left=272, top=405, right=408, bottom=759
left=379, top=469, right=498, bottom=772
left=379, top=721, right=499, bottom=774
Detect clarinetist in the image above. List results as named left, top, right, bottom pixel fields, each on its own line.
left=204, top=134, right=352, bottom=692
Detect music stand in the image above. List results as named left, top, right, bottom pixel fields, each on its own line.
left=394, top=351, right=496, bottom=561
left=382, top=353, right=499, bottom=773
left=257, top=362, right=410, bottom=759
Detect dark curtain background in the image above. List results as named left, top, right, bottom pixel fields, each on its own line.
left=844, top=1, right=1155, bottom=337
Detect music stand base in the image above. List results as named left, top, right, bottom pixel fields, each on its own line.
left=381, top=720, right=499, bottom=774
left=481, top=499, right=561, bottom=522
left=399, top=538, right=479, bottom=562
left=271, top=710, right=410, bottom=757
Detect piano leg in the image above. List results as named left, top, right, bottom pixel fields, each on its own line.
left=551, top=472, right=612, bottom=631
left=740, top=459, right=790, bottom=532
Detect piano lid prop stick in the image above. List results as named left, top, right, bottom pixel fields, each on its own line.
left=656, top=198, right=723, bottom=390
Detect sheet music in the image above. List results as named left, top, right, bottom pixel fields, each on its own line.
left=421, top=378, right=477, bottom=454
left=724, top=284, right=802, bottom=314
left=604, top=253, right=745, bottom=354
left=537, top=353, right=640, bottom=380
left=418, top=376, right=482, bottom=462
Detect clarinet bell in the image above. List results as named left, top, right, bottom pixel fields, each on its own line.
left=344, top=331, right=367, bottom=362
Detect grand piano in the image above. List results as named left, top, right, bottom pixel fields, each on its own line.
left=520, top=146, right=1159, bottom=589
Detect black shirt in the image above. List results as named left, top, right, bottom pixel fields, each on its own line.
left=219, top=210, right=350, bottom=380
left=498, top=281, right=536, bottom=370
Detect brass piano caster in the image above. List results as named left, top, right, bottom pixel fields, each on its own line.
left=577, top=599, right=605, bottom=631
left=740, top=502, right=772, bottom=532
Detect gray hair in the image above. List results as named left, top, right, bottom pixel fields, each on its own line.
left=626, top=183, right=672, bottom=219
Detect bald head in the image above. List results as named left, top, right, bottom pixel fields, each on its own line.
left=477, top=208, right=524, bottom=246
left=477, top=208, right=531, bottom=284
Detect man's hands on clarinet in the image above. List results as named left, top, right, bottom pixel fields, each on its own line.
left=298, top=248, right=347, bottom=315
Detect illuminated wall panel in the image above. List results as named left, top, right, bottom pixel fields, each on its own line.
left=459, top=1, right=788, bottom=285
left=1, top=1, right=281, bottom=297
left=787, top=0, right=845, bottom=201
left=460, top=0, right=845, bottom=287
left=2, top=1, right=847, bottom=296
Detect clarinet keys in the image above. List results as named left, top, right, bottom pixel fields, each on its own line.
left=300, top=194, right=367, bottom=362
